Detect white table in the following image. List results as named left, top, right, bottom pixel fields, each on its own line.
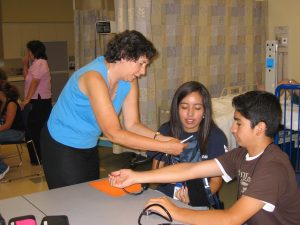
left=0, top=196, right=45, bottom=223
left=23, top=182, right=205, bottom=225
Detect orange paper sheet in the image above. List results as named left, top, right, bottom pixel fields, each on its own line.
left=89, top=179, right=142, bottom=197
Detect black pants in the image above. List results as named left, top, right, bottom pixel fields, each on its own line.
left=26, top=98, right=52, bottom=164
left=40, top=125, right=100, bottom=189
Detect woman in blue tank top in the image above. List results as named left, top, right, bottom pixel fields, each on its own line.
left=40, top=30, right=186, bottom=189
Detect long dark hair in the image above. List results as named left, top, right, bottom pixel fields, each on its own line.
left=27, top=40, right=48, bottom=60
left=169, top=81, right=214, bottom=155
left=0, top=80, right=20, bottom=101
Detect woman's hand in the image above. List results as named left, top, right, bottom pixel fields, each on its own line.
left=22, top=53, right=30, bottom=66
left=108, top=169, right=137, bottom=188
left=20, top=98, right=30, bottom=110
left=163, top=139, right=187, bottom=156
left=175, top=186, right=190, bottom=205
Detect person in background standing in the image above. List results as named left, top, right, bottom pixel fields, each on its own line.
left=21, top=40, right=52, bottom=165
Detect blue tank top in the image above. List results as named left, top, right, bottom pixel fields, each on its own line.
left=47, top=56, right=131, bottom=148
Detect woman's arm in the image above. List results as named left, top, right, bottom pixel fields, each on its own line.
left=121, top=79, right=174, bottom=141
left=22, top=53, right=30, bottom=78
left=79, top=72, right=185, bottom=154
left=22, top=78, right=40, bottom=106
left=0, top=102, right=17, bottom=132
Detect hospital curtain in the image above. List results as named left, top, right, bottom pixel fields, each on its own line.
left=74, top=9, right=112, bottom=69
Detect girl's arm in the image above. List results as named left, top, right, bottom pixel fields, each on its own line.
left=210, top=176, right=223, bottom=194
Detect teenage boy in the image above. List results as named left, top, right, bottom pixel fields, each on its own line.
left=109, top=91, right=300, bottom=225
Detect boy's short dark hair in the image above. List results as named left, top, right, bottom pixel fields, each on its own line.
left=232, top=90, right=282, bottom=138
left=104, top=30, right=157, bottom=63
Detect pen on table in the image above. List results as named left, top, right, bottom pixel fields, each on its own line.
left=180, top=135, right=193, bottom=143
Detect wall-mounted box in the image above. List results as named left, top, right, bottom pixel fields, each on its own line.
left=96, top=21, right=116, bottom=34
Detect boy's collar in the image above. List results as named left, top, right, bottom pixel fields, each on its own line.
left=246, top=141, right=273, bottom=157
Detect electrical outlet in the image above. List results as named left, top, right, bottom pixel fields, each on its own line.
left=282, top=37, right=288, bottom=45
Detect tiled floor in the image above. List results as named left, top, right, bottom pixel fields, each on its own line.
left=0, top=144, right=237, bottom=208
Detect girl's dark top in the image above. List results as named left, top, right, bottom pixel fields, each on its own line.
left=147, top=122, right=227, bottom=207
left=1, top=100, right=25, bottom=131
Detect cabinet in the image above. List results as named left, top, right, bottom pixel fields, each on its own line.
left=2, top=22, right=74, bottom=59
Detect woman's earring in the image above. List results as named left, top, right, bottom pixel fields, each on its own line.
left=203, top=115, right=205, bottom=119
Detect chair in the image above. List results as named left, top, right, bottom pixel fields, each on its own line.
left=274, top=84, right=300, bottom=172
left=0, top=103, right=42, bottom=182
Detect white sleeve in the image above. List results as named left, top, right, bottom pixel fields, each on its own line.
left=214, top=158, right=233, bottom=183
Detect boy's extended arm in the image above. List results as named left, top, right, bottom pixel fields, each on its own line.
left=109, top=160, right=222, bottom=188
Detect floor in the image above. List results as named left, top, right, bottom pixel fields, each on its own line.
left=0, top=144, right=237, bottom=208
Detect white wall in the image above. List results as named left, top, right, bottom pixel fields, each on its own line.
left=268, top=0, right=300, bottom=81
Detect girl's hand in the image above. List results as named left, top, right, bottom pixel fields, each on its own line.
left=175, top=186, right=190, bottom=205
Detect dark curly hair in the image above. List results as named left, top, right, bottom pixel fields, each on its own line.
left=0, top=80, right=20, bottom=101
left=104, top=30, right=157, bottom=63
left=27, top=40, right=48, bottom=60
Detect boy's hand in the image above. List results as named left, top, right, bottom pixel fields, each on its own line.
left=145, top=196, right=179, bottom=220
left=108, top=169, right=136, bottom=188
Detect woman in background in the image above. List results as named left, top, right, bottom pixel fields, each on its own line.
left=21, top=40, right=52, bottom=165
left=147, top=81, right=227, bottom=208
left=0, top=81, right=25, bottom=180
